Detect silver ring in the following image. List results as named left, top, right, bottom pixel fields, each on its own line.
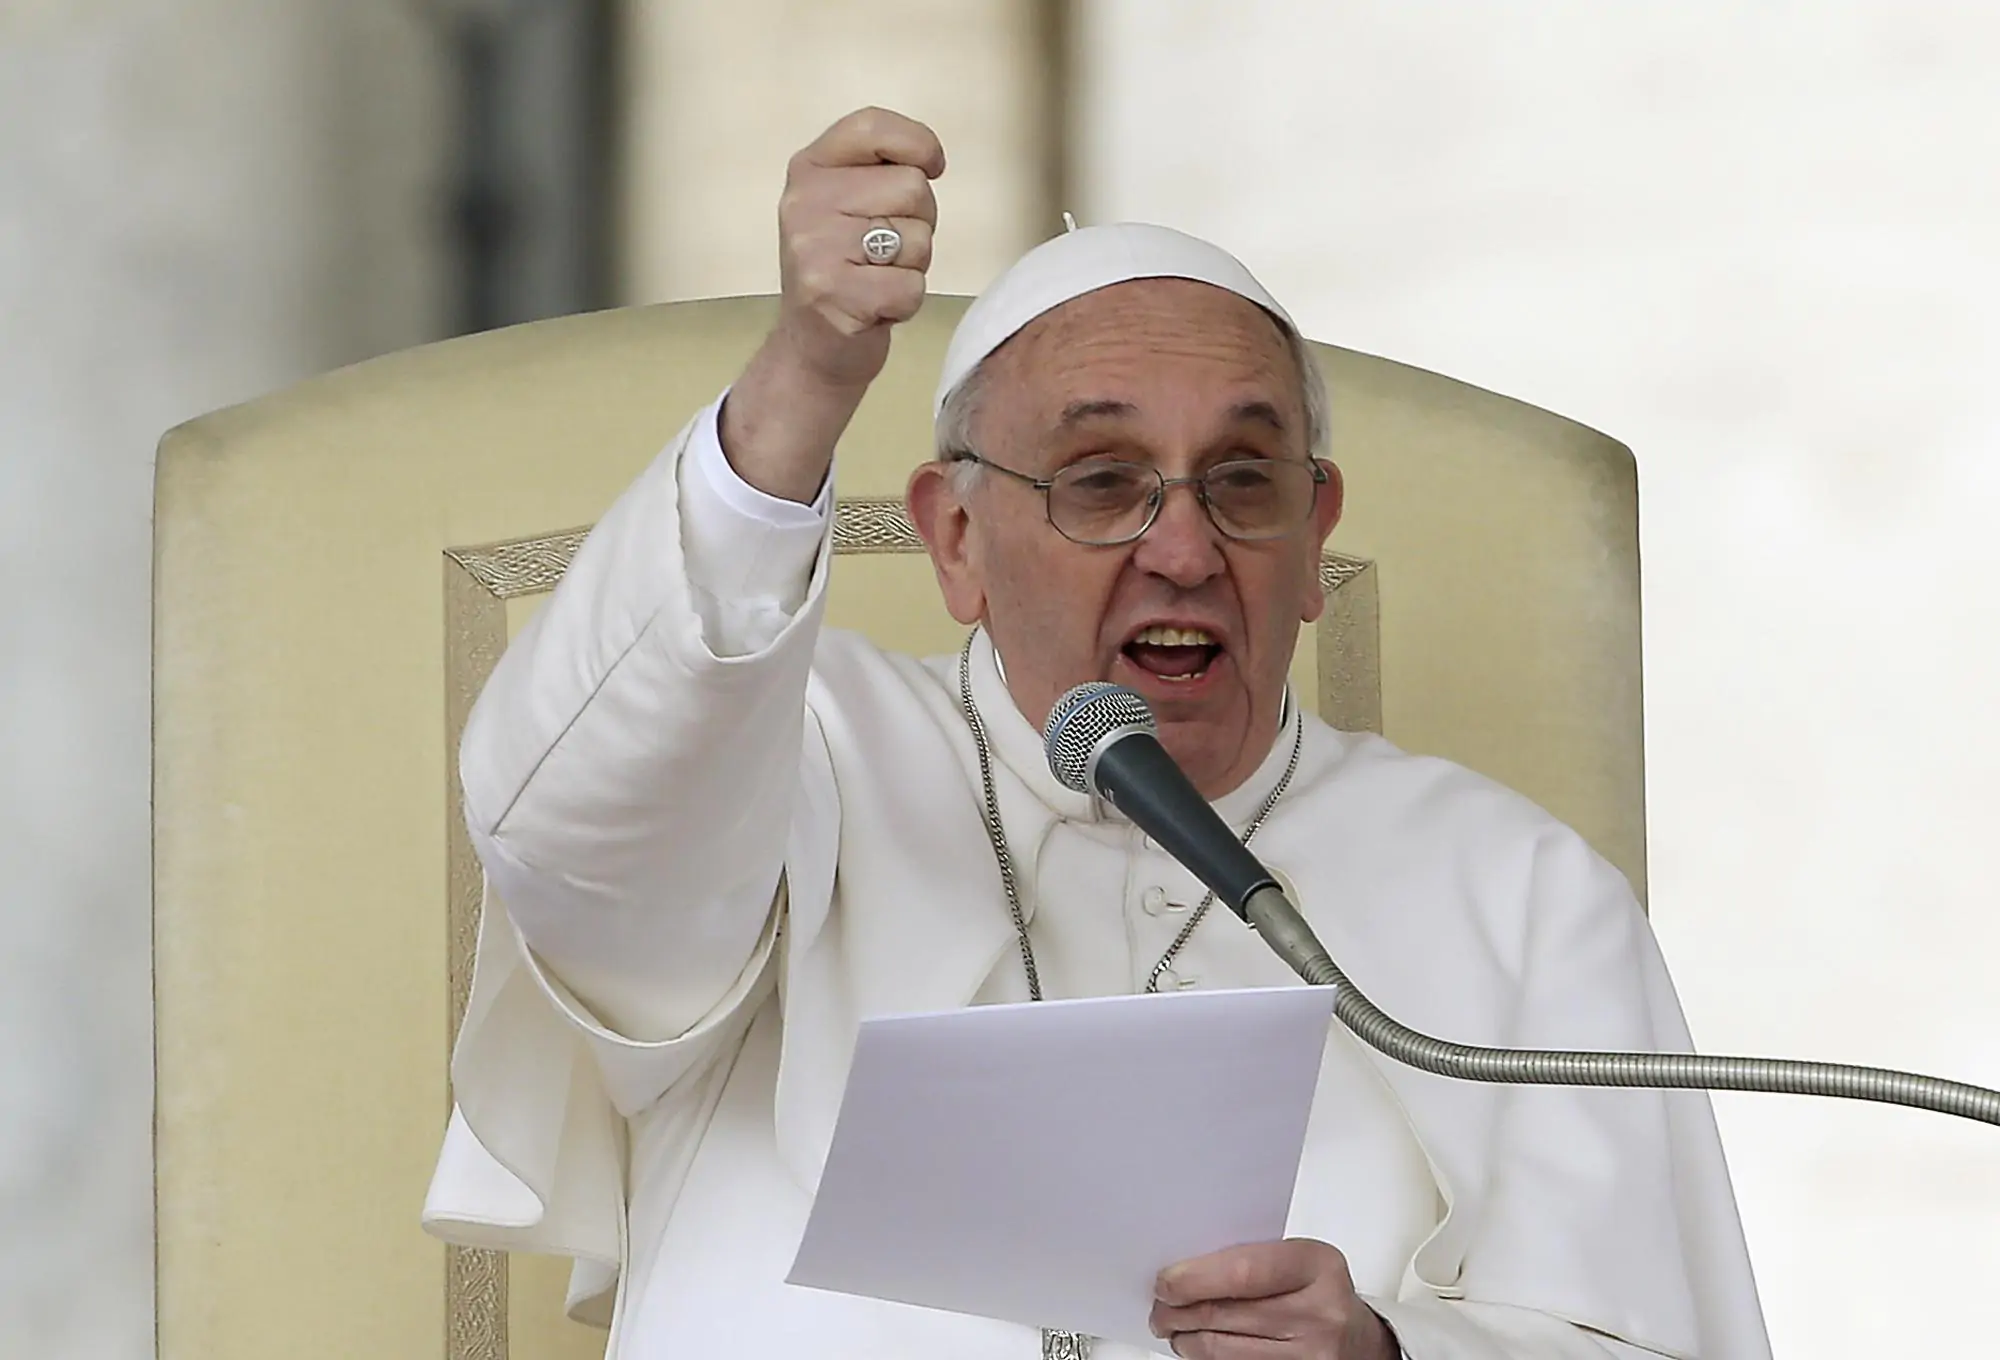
left=861, top=224, right=903, bottom=266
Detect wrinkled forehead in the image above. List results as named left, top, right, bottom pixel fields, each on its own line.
left=1008, top=276, right=1294, bottom=357
left=981, top=279, right=1304, bottom=415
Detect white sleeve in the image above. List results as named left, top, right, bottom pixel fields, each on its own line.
left=458, top=400, right=833, bottom=1044
left=426, top=400, right=839, bottom=1316
left=677, top=391, right=833, bottom=658
left=1371, top=1296, right=1650, bottom=1359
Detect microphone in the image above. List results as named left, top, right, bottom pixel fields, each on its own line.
left=1040, top=681, right=2000, bottom=1128
left=1040, top=681, right=1334, bottom=984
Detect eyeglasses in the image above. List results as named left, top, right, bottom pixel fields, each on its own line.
left=947, top=450, right=1330, bottom=547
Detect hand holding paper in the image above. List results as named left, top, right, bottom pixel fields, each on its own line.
left=786, top=985, right=1338, bottom=1353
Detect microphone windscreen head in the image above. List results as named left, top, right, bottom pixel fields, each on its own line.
left=1042, top=682, right=1156, bottom=794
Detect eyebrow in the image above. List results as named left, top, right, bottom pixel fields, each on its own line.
left=1053, top=397, right=1290, bottom=434
left=1056, top=399, right=1139, bottom=427
left=1225, top=400, right=1289, bottom=433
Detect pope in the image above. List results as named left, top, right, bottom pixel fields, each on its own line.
left=423, top=107, right=1772, bottom=1360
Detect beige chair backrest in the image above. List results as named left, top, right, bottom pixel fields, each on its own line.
left=153, top=295, right=1644, bottom=1360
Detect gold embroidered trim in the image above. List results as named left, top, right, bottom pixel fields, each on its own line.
left=449, top=522, right=1372, bottom=591
left=446, top=529, right=591, bottom=601
left=831, top=496, right=923, bottom=553
left=442, top=553, right=513, bottom=1359
left=1318, top=552, right=1370, bottom=594
left=445, top=1247, right=508, bottom=1360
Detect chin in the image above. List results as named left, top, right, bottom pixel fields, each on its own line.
left=1150, top=719, right=1242, bottom=793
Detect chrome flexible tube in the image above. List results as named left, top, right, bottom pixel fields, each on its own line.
left=1243, top=886, right=2000, bottom=1127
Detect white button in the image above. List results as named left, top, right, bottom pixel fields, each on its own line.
left=1142, top=887, right=1168, bottom=916
left=1155, top=967, right=1181, bottom=990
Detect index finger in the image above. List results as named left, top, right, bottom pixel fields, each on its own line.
left=1154, top=1240, right=1319, bottom=1307
left=804, top=106, right=947, bottom=178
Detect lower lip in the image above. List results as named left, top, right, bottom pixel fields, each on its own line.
left=1112, top=648, right=1232, bottom=705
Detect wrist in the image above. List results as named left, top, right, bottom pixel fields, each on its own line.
left=718, top=331, right=872, bottom=504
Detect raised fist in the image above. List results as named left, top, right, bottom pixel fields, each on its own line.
left=772, top=106, right=946, bottom=390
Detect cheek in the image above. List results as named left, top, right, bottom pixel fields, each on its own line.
left=1287, top=545, right=1325, bottom=618
left=987, top=540, right=1122, bottom=644
left=1234, top=551, right=1321, bottom=642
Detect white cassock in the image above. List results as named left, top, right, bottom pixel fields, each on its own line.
left=422, top=399, right=1773, bottom=1360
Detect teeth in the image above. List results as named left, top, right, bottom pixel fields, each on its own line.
left=1131, top=625, right=1217, bottom=648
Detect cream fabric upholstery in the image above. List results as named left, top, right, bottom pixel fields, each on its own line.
left=152, top=295, right=1644, bottom=1360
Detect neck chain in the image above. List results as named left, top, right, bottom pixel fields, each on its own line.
left=954, top=634, right=1303, bottom=1360
left=952, top=629, right=1305, bottom=999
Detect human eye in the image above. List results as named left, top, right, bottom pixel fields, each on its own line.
left=1063, top=461, right=1146, bottom=498
left=1208, top=460, right=1280, bottom=493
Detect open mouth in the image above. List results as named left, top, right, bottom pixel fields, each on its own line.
left=1121, top=625, right=1224, bottom=683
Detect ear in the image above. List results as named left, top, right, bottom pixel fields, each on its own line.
left=1298, top=459, right=1346, bottom=625
left=907, top=462, right=988, bottom=626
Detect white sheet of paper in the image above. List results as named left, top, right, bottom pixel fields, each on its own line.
left=786, top=985, right=1337, bottom=1353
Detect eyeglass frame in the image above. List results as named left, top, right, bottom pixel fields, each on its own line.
left=942, top=448, right=1333, bottom=547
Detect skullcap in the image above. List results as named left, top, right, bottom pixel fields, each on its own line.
left=932, top=222, right=1300, bottom=416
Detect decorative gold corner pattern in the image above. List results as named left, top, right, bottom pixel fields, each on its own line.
left=448, top=529, right=592, bottom=601
left=1318, top=553, right=1370, bottom=594
left=831, top=497, right=922, bottom=553
left=1316, top=559, right=1382, bottom=735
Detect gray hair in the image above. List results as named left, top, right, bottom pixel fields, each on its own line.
left=933, top=314, right=1331, bottom=495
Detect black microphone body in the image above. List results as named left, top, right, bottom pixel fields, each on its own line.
left=1041, top=682, right=1334, bottom=982
left=1087, top=730, right=1276, bottom=922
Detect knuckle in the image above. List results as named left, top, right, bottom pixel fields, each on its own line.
left=887, top=276, right=927, bottom=320
left=795, top=263, right=839, bottom=303
left=1304, top=1238, right=1352, bottom=1286
left=795, top=222, right=845, bottom=263
left=818, top=305, right=867, bottom=337
left=893, top=228, right=931, bottom=269
left=900, top=168, right=935, bottom=213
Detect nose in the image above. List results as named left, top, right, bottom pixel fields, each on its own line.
left=1128, top=479, right=1226, bottom=588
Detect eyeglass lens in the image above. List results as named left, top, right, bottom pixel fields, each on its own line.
left=1048, top=459, right=1318, bottom=544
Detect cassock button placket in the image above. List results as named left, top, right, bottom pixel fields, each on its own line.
left=956, top=636, right=1301, bottom=1360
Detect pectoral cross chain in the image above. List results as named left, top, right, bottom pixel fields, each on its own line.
left=1042, top=1327, right=1092, bottom=1359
